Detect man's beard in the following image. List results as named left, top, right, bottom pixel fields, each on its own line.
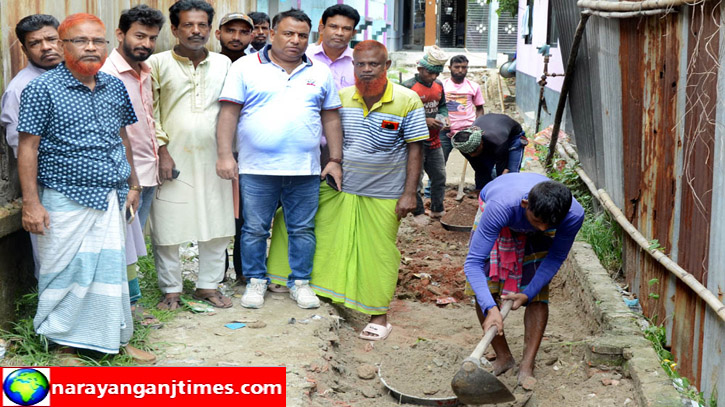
left=222, top=41, right=245, bottom=53
left=122, top=41, right=153, bottom=62
left=251, top=39, right=266, bottom=50
left=355, top=73, right=388, bottom=98
left=65, top=53, right=106, bottom=76
left=451, top=73, right=466, bottom=82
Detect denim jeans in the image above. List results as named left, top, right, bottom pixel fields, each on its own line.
left=507, top=132, right=526, bottom=173
left=439, top=129, right=454, bottom=163
left=471, top=132, right=526, bottom=190
left=415, top=144, right=446, bottom=215
left=240, top=174, right=320, bottom=283
left=137, top=186, right=156, bottom=229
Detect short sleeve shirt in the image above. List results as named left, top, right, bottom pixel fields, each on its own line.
left=17, top=63, right=138, bottom=210
left=443, top=77, right=485, bottom=134
left=219, top=45, right=342, bottom=175
left=306, top=43, right=355, bottom=90
left=339, top=82, right=429, bottom=199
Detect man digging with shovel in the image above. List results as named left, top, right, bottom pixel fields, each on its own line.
left=463, top=173, right=584, bottom=390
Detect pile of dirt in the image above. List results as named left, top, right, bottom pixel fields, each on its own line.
left=379, top=340, right=466, bottom=399
left=440, top=194, right=479, bottom=227
left=395, top=190, right=474, bottom=304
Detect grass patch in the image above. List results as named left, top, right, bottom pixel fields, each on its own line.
left=578, top=212, right=622, bottom=272
left=539, top=144, right=621, bottom=274
left=644, top=322, right=718, bottom=406
left=1, top=243, right=183, bottom=366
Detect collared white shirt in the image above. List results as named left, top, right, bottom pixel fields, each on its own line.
left=219, top=45, right=341, bottom=176
left=1, top=63, right=47, bottom=157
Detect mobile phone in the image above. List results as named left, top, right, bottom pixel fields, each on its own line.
left=171, top=168, right=181, bottom=179
left=325, top=174, right=339, bottom=191
left=126, top=205, right=136, bottom=224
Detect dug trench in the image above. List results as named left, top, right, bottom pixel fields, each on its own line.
left=148, top=188, right=640, bottom=406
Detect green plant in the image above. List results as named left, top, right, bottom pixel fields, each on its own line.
left=0, top=244, right=181, bottom=366
left=577, top=211, right=622, bottom=273
left=544, top=152, right=621, bottom=273
left=643, top=321, right=717, bottom=406
left=485, top=0, right=518, bottom=16
left=647, top=240, right=665, bottom=252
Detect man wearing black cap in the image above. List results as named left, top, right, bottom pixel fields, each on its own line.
left=215, top=12, right=254, bottom=62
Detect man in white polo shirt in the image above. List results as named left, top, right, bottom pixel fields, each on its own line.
left=216, top=9, right=343, bottom=310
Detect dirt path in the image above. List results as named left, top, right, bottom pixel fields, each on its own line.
left=301, top=203, right=638, bottom=406
left=148, top=79, right=637, bottom=405
left=148, top=189, right=638, bottom=406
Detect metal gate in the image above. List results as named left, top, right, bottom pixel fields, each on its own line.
left=465, top=1, right=517, bottom=53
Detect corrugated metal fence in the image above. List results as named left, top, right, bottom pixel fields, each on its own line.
left=552, top=2, right=725, bottom=404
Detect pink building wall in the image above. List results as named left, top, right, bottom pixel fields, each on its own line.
left=516, top=0, right=564, bottom=92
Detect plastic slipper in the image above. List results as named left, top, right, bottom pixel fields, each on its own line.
left=359, top=322, right=393, bottom=341
left=192, top=289, right=233, bottom=308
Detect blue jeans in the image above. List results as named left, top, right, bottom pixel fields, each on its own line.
left=415, top=144, right=446, bottom=215
left=507, top=132, right=526, bottom=173
left=137, top=186, right=156, bottom=229
left=440, top=129, right=454, bottom=163
left=240, top=174, right=320, bottom=284
left=426, top=131, right=453, bottom=198
left=471, top=132, right=526, bottom=190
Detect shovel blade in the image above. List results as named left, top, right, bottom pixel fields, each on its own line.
left=451, top=365, right=515, bottom=405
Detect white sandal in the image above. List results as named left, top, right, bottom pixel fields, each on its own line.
left=359, top=322, right=393, bottom=341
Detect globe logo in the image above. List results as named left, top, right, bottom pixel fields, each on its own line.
left=3, top=368, right=50, bottom=406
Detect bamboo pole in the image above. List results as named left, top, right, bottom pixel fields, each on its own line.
left=554, top=141, right=725, bottom=324
left=496, top=73, right=506, bottom=112
left=577, top=0, right=705, bottom=11
left=544, top=13, right=591, bottom=169
left=597, top=189, right=725, bottom=324
left=582, top=9, right=676, bottom=17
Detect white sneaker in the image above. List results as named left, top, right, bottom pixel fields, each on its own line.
left=241, top=278, right=268, bottom=308
left=289, top=280, right=320, bottom=309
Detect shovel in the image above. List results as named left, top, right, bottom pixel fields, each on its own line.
left=455, top=159, right=468, bottom=202
left=451, top=300, right=515, bottom=405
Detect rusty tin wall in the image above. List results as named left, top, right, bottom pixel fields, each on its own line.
left=616, top=4, right=720, bottom=394
left=704, top=1, right=725, bottom=399
left=620, top=10, right=681, bottom=336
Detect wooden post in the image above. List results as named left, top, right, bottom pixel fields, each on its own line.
left=425, top=0, right=437, bottom=46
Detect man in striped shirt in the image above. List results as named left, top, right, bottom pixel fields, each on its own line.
left=266, top=40, right=428, bottom=341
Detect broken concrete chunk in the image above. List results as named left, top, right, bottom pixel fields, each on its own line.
left=356, top=364, right=377, bottom=380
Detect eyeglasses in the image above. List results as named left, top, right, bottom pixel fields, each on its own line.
left=62, top=37, right=109, bottom=48
left=155, top=178, right=193, bottom=205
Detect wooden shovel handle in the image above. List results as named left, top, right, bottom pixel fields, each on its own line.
left=469, top=300, right=514, bottom=360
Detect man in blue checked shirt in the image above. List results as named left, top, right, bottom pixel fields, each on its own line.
left=17, top=13, right=155, bottom=365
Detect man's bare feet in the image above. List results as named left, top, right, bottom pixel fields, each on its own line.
left=55, top=346, right=83, bottom=366
left=518, top=370, right=537, bottom=390
left=492, top=355, right=515, bottom=376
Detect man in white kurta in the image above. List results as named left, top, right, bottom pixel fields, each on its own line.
left=148, top=0, right=234, bottom=309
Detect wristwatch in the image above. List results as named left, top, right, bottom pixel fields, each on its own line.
left=129, top=185, right=143, bottom=192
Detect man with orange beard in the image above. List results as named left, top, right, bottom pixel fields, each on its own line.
left=266, top=40, right=428, bottom=340
left=17, top=13, right=155, bottom=364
